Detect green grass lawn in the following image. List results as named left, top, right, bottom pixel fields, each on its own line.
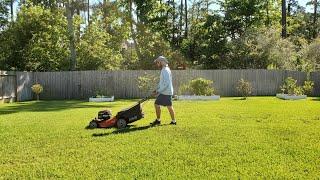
left=0, top=97, right=320, bottom=179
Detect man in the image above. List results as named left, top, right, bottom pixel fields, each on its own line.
left=150, top=55, right=176, bottom=125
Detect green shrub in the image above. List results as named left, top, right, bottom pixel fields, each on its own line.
left=94, top=90, right=110, bottom=98
left=31, top=83, right=43, bottom=101
left=303, top=80, right=314, bottom=96
left=236, top=79, right=252, bottom=99
left=137, top=72, right=159, bottom=94
left=189, top=78, right=214, bottom=96
left=280, top=77, right=313, bottom=96
left=178, top=78, right=215, bottom=96
left=294, top=86, right=304, bottom=96
left=178, top=83, right=192, bottom=95
left=283, top=77, right=297, bottom=95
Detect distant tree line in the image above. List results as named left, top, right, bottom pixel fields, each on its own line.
left=0, top=0, right=319, bottom=71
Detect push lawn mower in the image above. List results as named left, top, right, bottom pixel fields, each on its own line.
left=88, top=97, right=149, bottom=129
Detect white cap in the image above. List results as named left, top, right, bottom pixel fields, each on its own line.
left=154, top=55, right=168, bottom=64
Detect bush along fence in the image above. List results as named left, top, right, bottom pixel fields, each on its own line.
left=0, top=69, right=319, bottom=102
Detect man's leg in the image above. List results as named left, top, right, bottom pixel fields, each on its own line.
left=155, top=104, right=161, bottom=120
left=151, top=103, right=162, bottom=125
left=167, top=106, right=176, bottom=124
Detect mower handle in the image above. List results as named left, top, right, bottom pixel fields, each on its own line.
left=138, top=94, right=154, bottom=104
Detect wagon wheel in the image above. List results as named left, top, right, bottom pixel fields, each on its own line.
left=116, top=119, right=127, bottom=129
left=89, top=121, right=98, bottom=129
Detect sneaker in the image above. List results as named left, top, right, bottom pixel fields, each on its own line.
left=169, top=121, right=177, bottom=125
left=150, top=119, right=161, bottom=126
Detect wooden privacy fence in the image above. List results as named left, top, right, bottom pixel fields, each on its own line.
left=0, top=69, right=319, bottom=101
left=0, top=71, right=17, bottom=103
left=11, top=69, right=320, bottom=101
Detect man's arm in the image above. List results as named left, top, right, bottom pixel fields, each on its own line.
left=156, top=70, right=170, bottom=94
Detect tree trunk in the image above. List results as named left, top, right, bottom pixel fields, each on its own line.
left=66, top=1, right=77, bottom=70
left=103, top=0, right=107, bottom=18
left=180, top=0, right=183, bottom=39
left=129, top=0, right=142, bottom=61
left=266, top=0, right=270, bottom=26
left=172, top=0, right=175, bottom=47
left=314, top=0, right=318, bottom=38
left=184, top=0, right=187, bottom=37
left=288, top=0, right=291, bottom=16
left=87, top=0, right=90, bottom=26
left=206, top=0, right=209, bottom=14
left=10, top=0, right=13, bottom=21
left=281, top=0, right=287, bottom=38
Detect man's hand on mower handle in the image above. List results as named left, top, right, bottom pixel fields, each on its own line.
left=152, top=90, right=158, bottom=97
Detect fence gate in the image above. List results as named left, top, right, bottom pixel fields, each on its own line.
left=0, top=71, right=16, bottom=103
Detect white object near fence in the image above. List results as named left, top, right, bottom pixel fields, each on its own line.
left=176, top=95, right=220, bottom=100
left=89, top=96, right=114, bottom=102
left=276, top=94, right=307, bottom=100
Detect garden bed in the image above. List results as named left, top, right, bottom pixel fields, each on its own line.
left=89, top=96, right=114, bottom=102
left=0, top=96, right=16, bottom=103
left=176, top=95, right=220, bottom=100
left=276, top=93, right=307, bottom=100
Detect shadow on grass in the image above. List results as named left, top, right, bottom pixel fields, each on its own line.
left=91, top=124, right=170, bottom=137
left=0, top=100, right=116, bottom=115
left=311, top=97, right=320, bottom=101
left=233, top=97, right=248, bottom=100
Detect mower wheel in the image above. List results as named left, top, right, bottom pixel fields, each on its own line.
left=116, top=119, right=127, bottom=129
left=89, top=121, right=98, bottom=128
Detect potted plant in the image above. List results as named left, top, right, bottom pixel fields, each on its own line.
left=276, top=77, right=313, bottom=100
left=31, top=83, right=43, bottom=101
left=89, top=90, right=114, bottom=102
left=176, top=78, right=220, bottom=100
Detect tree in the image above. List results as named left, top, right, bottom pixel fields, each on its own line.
left=65, top=0, right=77, bottom=70
left=219, top=0, right=266, bottom=39
left=0, top=5, right=70, bottom=71
left=313, top=0, right=318, bottom=38
left=184, top=0, right=187, bottom=37
left=0, top=0, right=10, bottom=29
left=77, top=11, right=124, bottom=70
left=282, top=0, right=287, bottom=38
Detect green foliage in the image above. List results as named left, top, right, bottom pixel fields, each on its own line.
left=179, top=78, right=215, bottom=96
left=280, top=77, right=313, bottom=96
left=299, top=38, right=320, bottom=72
left=282, top=77, right=298, bottom=95
left=31, top=83, right=43, bottom=101
left=178, top=83, right=192, bottom=95
left=189, top=78, right=214, bottom=96
left=94, top=90, right=111, bottom=98
left=0, top=0, right=319, bottom=71
left=293, top=86, right=304, bottom=96
left=137, top=72, right=159, bottom=94
left=0, top=5, right=70, bottom=71
left=236, top=78, right=252, bottom=99
left=302, top=80, right=314, bottom=96
left=77, top=11, right=123, bottom=70
left=0, top=0, right=10, bottom=29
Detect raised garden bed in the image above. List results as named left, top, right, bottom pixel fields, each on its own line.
left=276, top=93, right=307, bottom=100
left=176, top=95, right=220, bottom=101
left=89, top=96, right=114, bottom=102
left=0, top=96, right=16, bottom=103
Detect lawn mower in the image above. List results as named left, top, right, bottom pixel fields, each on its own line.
left=87, top=96, right=149, bottom=129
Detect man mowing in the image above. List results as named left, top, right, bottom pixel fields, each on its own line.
left=151, top=55, right=176, bottom=125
